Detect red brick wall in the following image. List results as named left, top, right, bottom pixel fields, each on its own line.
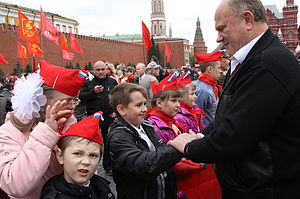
left=0, top=24, right=147, bottom=74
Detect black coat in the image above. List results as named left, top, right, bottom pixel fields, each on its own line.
left=79, top=76, right=118, bottom=116
left=106, top=117, right=182, bottom=199
left=186, top=29, right=300, bottom=198
left=40, top=173, right=115, bottom=199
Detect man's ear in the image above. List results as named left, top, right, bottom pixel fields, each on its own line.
left=243, top=11, right=254, bottom=30
left=116, top=104, right=126, bottom=116
left=56, top=148, right=64, bottom=165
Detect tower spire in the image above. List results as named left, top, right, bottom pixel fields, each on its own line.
left=193, top=16, right=207, bottom=54
left=151, top=0, right=167, bottom=38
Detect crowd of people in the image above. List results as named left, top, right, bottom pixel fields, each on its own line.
left=1, top=0, right=300, bottom=198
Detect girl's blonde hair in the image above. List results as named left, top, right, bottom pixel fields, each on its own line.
left=10, top=84, right=56, bottom=132
left=178, top=83, right=196, bottom=98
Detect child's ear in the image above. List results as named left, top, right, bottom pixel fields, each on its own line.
left=156, top=98, right=163, bottom=109
left=56, top=148, right=64, bottom=165
left=116, top=104, right=126, bottom=116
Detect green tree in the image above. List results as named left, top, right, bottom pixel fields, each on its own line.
left=189, top=55, right=198, bottom=67
left=75, top=62, right=80, bottom=69
left=84, top=64, right=89, bottom=71
left=25, top=64, right=33, bottom=74
left=88, top=62, right=92, bottom=70
left=12, top=62, right=22, bottom=76
left=0, top=68, right=4, bottom=77
left=148, top=37, right=162, bottom=65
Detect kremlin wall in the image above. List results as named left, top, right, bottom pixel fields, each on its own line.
left=0, top=23, right=145, bottom=74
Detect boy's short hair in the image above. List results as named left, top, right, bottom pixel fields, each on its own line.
left=179, top=83, right=196, bottom=97
left=110, top=83, right=147, bottom=115
left=200, top=61, right=219, bottom=73
left=58, top=135, right=103, bottom=154
left=151, top=90, right=181, bottom=108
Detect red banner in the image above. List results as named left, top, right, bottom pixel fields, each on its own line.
left=27, top=42, right=45, bottom=58
left=60, top=32, right=70, bottom=52
left=18, top=11, right=40, bottom=45
left=165, top=42, right=171, bottom=63
left=40, top=7, right=59, bottom=45
left=62, top=50, right=74, bottom=61
left=0, top=53, right=8, bottom=64
left=17, top=41, right=27, bottom=65
left=142, top=21, right=152, bottom=51
left=70, top=32, right=83, bottom=54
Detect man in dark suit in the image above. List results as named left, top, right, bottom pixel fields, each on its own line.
left=168, top=0, right=300, bottom=198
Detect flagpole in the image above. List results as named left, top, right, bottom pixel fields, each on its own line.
left=143, top=46, right=146, bottom=64
left=164, top=41, right=167, bottom=67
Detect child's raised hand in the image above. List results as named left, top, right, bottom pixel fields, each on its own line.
left=45, top=100, right=72, bottom=131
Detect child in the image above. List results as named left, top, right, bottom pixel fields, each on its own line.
left=0, top=60, right=87, bottom=199
left=107, top=83, right=182, bottom=199
left=146, top=72, right=186, bottom=145
left=116, top=64, right=127, bottom=84
left=174, top=72, right=206, bottom=133
left=147, top=73, right=221, bottom=199
left=40, top=112, right=115, bottom=199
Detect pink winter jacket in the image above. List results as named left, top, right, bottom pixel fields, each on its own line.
left=0, top=112, right=76, bottom=199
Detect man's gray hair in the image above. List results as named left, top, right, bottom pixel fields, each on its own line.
left=136, top=63, right=146, bottom=70
left=229, top=0, right=267, bottom=22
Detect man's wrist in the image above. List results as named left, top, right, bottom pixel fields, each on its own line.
left=184, top=141, right=192, bottom=157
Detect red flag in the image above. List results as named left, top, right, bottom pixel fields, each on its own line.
left=60, top=32, right=70, bottom=52
left=17, top=41, right=27, bottom=65
left=32, top=56, right=37, bottom=72
left=18, top=11, right=40, bottom=45
left=142, top=21, right=152, bottom=51
left=62, top=50, right=74, bottom=61
left=27, top=42, right=45, bottom=58
left=165, top=42, right=171, bottom=63
left=70, top=32, right=83, bottom=54
left=0, top=53, right=8, bottom=64
left=40, top=7, right=59, bottom=45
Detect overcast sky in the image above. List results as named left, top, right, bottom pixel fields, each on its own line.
left=1, top=0, right=296, bottom=52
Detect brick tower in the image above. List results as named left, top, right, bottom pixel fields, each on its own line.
left=151, top=0, right=167, bottom=38
left=193, top=16, right=207, bottom=54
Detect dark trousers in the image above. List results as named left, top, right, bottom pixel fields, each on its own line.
left=99, top=115, right=115, bottom=171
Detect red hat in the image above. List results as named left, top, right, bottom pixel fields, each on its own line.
left=60, top=112, right=104, bottom=145
left=177, top=71, right=192, bottom=89
left=195, top=51, right=222, bottom=64
left=151, top=72, right=178, bottom=96
left=39, top=60, right=87, bottom=97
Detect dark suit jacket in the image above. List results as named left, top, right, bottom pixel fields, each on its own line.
left=186, top=29, right=300, bottom=199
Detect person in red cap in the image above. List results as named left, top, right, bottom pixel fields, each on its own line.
left=40, top=112, right=115, bottom=199
left=0, top=60, right=87, bottom=199
left=194, top=51, right=222, bottom=127
left=107, top=83, right=182, bottom=199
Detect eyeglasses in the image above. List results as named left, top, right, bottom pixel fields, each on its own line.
left=64, top=97, right=81, bottom=108
left=95, top=68, right=106, bottom=71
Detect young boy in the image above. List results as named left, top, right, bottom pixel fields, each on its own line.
left=40, top=112, right=115, bottom=199
left=107, top=83, right=182, bottom=199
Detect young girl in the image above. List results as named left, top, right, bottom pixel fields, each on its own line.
left=174, top=72, right=206, bottom=133
left=0, top=60, right=87, bottom=199
left=116, top=64, right=127, bottom=84
left=147, top=73, right=221, bottom=199
left=146, top=73, right=186, bottom=145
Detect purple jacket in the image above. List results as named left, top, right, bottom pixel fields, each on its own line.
left=174, top=105, right=205, bottom=134
left=147, top=115, right=177, bottom=145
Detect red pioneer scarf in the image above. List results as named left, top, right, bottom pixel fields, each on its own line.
left=146, top=107, right=187, bottom=136
left=180, top=102, right=205, bottom=130
left=118, top=75, right=125, bottom=84
left=198, top=73, right=222, bottom=99
left=126, top=74, right=136, bottom=82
